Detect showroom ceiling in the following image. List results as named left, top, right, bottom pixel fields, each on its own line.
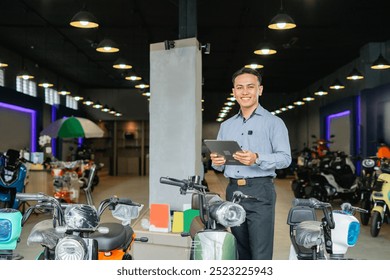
left=0, top=0, right=390, bottom=122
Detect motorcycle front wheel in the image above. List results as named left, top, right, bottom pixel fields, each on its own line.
left=360, top=196, right=371, bottom=225
left=370, top=211, right=382, bottom=237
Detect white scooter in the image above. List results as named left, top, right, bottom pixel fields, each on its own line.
left=287, top=197, right=367, bottom=260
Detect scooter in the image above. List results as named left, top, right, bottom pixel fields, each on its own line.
left=370, top=158, right=390, bottom=237
left=16, top=192, right=148, bottom=260
left=287, top=197, right=367, bottom=260
left=0, top=149, right=29, bottom=209
left=0, top=208, right=23, bottom=260
left=160, top=175, right=248, bottom=260
left=308, top=151, right=360, bottom=203
left=357, top=156, right=379, bottom=225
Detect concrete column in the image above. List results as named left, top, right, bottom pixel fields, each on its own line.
left=149, top=37, right=202, bottom=211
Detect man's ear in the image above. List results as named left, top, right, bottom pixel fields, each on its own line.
left=258, top=85, right=263, bottom=96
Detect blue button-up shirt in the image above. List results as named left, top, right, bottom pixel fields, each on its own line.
left=212, top=105, right=291, bottom=178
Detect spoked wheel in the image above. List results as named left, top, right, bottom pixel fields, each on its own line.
left=360, top=196, right=372, bottom=226
left=370, top=211, right=382, bottom=237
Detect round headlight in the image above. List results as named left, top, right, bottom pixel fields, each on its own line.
left=211, top=202, right=246, bottom=227
left=55, top=236, right=88, bottom=260
left=362, top=159, right=375, bottom=168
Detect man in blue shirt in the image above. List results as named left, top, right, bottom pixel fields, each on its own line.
left=211, top=67, right=291, bottom=260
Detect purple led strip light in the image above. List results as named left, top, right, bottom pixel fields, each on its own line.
left=326, top=110, right=350, bottom=142
left=0, top=102, right=37, bottom=152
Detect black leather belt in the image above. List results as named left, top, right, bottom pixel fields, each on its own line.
left=229, top=176, right=273, bottom=186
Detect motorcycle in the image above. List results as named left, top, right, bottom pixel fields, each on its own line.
left=287, top=197, right=367, bottom=260
left=357, top=156, right=380, bottom=225
left=304, top=151, right=360, bottom=203
left=159, top=175, right=248, bottom=260
left=0, top=149, right=29, bottom=209
left=16, top=191, right=148, bottom=260
left=0, top=208, right=23, bottom=260
left=370, top=158, right=390, bottom=237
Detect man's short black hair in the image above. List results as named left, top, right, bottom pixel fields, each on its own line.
left=232, top=67, right=262, bottom=85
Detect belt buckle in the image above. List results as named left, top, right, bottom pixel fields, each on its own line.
left=237, top=179, right=246, bottom=186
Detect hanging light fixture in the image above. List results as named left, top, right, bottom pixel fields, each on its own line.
left=346, top=68, right=364, bottom=80
left=329, top=79, right=345, bottom=90
left=254, top=42, right=277, bottom=55
left=96, top=39, right=120, bottom=53
left=74, top=96, right=84, bottom=101
left=58, top=86, right=71, bottom=95
left=101, top=105, right=110, bottom=112
left=244, top=62, right=264, bottom=69
left=93, top=101, right=103, bottom=109
left=0, top=59, right=8, bottom=68
left=371, top=54, right=390, bottom=70
left=293, top=100, right=305, bottom=106
left=70, top=9, right=99, bottom=29
left=125, top=71, right=142, bottom=81
left=314, top=86, right=328, bottom=96
left=38, top=78, right=54, bottom=88
left=135, top=83, right=150, bottom=89
left=302, top=96, right=315, bottom=102
left=17, top=69, right=34, bottom=80
left=83, top=98, right=94, bottom=106
left=113, top=58, right=132, bottom=69
left=268, top=0, right=296, bottom=30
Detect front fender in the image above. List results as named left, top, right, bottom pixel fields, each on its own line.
left=372, top=205, right=384, bottom=217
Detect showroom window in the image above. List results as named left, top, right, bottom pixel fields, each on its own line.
left=16, top=77, right=37, bottom=97
left=0, top=69, right=4, bottom=86
left=44, top=88, right=60, bottom=105
left=66, top=95, right=78, bottom=110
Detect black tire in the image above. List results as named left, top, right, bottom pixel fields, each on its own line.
left=276, top=169, right=287, bottom=179
left=370, top=211, right=382, bottom=237
left=291, top=180, right=303, bottom=198
left=122, top=253, right=133, bottom=260
left=311, top=185, right=329, bottom=202
left=360, top=196, right=371, bottom=226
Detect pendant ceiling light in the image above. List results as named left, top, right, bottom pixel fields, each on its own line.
left=135, top=83, right=150, bottom=89
left=0, top=60, right=8, bottom=68
left=371, top=54, right=390, bottom=70
left=125, top=71, right=142, bottom=81
left=314, top=86, right=328, bottom=96
left=329, top=79, right=345, bottom=90
left=254, top=42, right=277, bottom=55
left=38, top=78, right=54, bottom=88
left=244, top=62, right=264, bottom=69
left=17, top=69, right=34, bottom=80
left=58, top=86, right=71, bottom=95
left=96, top=39, right=120, bottom=53
left=346, top=68, right=364, bottom=80
left=70, top=10, right=99, bottom=29
left=113, top=58, right=132, bottom=69
left=268, top=0, right=296, bottom=30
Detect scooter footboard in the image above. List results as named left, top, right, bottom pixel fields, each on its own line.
left=192, top=230, right=237, bottom=260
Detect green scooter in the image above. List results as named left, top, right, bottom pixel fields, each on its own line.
left=160, top=175, right=248, bottom=260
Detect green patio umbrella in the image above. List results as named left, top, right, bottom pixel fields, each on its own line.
left=40, top=117, right=104, bottom=138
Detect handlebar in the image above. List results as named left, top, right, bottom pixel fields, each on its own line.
left=232, top=191, right=259, bottom=203
left=292, top=198, right=335, bottom=229
left=160, top=176, right=207, bottom=195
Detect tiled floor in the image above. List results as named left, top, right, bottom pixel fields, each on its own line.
left=13, top=171, right=390, bottom=260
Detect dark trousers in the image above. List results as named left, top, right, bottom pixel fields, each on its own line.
left=226, top=177, right=276, bottom=260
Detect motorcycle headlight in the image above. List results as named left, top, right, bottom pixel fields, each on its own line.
left=55, top=236, right=88, bottom=260
left=362, top=159, right=375, bottom=168
left=210, top=201, right=246, bottom=228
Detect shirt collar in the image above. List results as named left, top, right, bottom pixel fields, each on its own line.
left=235, top=104, right=265, bottom=119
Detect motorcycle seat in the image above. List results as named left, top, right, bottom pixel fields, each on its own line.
left=295, top=221, right=323, bottom=248
left=91, top=222, right=128, bottom=252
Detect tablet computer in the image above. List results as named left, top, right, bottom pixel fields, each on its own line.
left=203, top=140, right=243, bottom=165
